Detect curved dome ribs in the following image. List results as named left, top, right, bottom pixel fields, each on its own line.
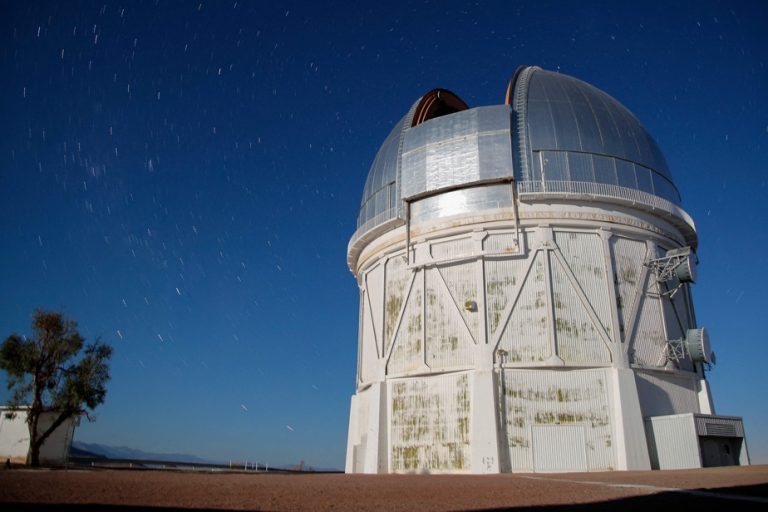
left=515, top=68, right=682, bottom=206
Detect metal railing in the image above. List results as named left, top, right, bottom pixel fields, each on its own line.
left=516, top=180, right=695, bottom=230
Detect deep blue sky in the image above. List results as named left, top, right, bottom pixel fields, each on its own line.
left=1, top=1, right=766, bottom=469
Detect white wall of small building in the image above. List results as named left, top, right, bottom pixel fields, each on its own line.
left=0, top=407, right=78, bottom=465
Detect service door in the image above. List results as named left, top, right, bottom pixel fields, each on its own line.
left=532, top=425, right=588, bottom=473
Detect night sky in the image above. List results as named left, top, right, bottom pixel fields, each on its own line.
left=1, top=1, right=766, bottom=469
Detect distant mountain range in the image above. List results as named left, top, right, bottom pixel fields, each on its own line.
left=70, top=441, right=342, bottom=472
left=71, top=441, right=216, bottom=464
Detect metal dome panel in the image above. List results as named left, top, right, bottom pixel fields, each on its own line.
left=357, top=115, right=406, bottom=230
left=517, top=68, right=681, bottom=205
left=401, top=105, right=513, bottom=201
left=357, top=89, right=470, bottom=232
left=352, top=66, right=696, bottom=257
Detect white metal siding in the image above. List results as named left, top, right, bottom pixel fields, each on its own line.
left=390, top=372, right=471, bottom=472
left=610, top=237, right=647, bottom=341
left=485, top=256, right=529, bottom=337
left=439, top=262, right=481, bottom=344
left=349, top=205, right=712, bottom=474
left=384, top=255, right=411, bottom=355
left=366, top=262, right=385, bottom=355
left=550, top=256, right=611, bottom=363
left=629, top=289, right=667, bottom=367
left=635, top=371, right=699, bottom=417
left=360, top=293, right=378, bottom=383
left=645, top=414, right=701, bottom=469
left=485, top=232, right=521, bottom=254
left=496, top=251, right=551, bottom=363
left=694, top=415, right=745, bottom=438
left=388, top=271, right=424, bottom=375
left=425, top=268, right=475, bottom=370
left=0, top=412, right=30, bottom=462
left=349, top=391, right=370, bottom=472
left=502, top=369, right=615, bottom=471
left=430, top=236, right=475, bottom=262
left=553, top=231, right=612, bottom=334
left=0, top=409, right=77, bottom=465
left=532, top=425, right=588, bottom=472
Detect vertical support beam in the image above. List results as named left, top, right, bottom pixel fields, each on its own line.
left=377, top=382, right=389, bottom=473
left=405, top=201, right=411, bottom=265
left=363, top=279, right=381, bottom=359
left=345, top=394, right=359, bottom=473
left=344, top=382, right=389, bottom=473
left=361, top=381, right=387, bottom=473
left=622, top=248, right=651, bottom=365
left=600, top=229, right=628, bottom=368
left=381, top=257, right=388, bottom=357
left=609, top=368, right=651, bottom=470
left=422, top=266, right=427, bottom=367
left=539, top=226, right=562, bottom=365
left=357, top=287, right=364, bottom=385
left=697, top=377, right=715, bottom=415
left=471, top=231, right=492, bottom=369
left=509, top=179, right=522, bottom=252
left=471, top=370, right=500, bottom=473
left=545, top=250, right=558, bottom=359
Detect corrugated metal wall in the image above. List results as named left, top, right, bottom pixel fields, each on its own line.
left=360, top=293, right=378, bottom=383
left=532, top=425, right=588, bottom=472
left=694, top=415, right=745, bottom=437
left=610, top=236, right=647, bottom=342
left=388, top=271, right=424, bottom=375
left=485, top=254, right=530, bottom=337
left=353, top=220, right=705, bottom=472
left=389, top=372, right=472, bottom=472
left=629, top=287, right=666, bottom=366
left=425, top=267, right=475, bottom=370
left=645, top=414, right=701, bottom=469
left=430, top=236, right=475, bottom=263
left=401, top=106, right=514, bottom=201
left=384, top=256, right=411, bottom=356
left=496, top=251, right=551, bottom=363
left=550, top=256, right=611, bottom=363
left=502, top=369, right=615, bottom=471
left=553, top=231, right=612, bottom=334
left=485, top=231, right=521, bottom=254
left=635, top=370, right=699, bottom=417
left=439, top=262, right=481, bottom=343
left=366, top=263, right=385, bottom=354
left=349, top=389, right=371, bottom=473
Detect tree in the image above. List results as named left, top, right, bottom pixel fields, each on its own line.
left=0, top=309, right=112, bottom=466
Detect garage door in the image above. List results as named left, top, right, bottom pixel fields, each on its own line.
left=532, top=425, right=587, bottom=473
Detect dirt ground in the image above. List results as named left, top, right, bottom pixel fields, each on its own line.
left=1, top=465, right=766, bottom=511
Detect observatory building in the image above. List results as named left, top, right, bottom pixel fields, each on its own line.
left=345, top=66, right=749, bottom=473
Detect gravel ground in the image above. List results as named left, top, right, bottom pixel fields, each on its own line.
left=1, top=464, right=766, bottom=511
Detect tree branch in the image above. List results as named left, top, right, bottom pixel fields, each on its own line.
left=34, top=409, right=77, bottom=450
